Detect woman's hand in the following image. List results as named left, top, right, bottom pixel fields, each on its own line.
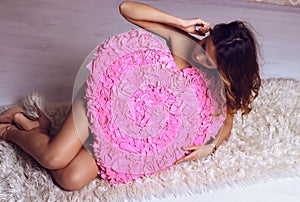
left=179, top=18, right=211, bottom=36
left=175, top=144, right=214, bottom=164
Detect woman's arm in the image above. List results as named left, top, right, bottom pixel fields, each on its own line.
left=119, top=1, right=211, bottom=69
left=175, top=113, right=234, bottom=164
left=119, top=1, right=210, bottom=41
left=213, top=113, right=234, bottom=148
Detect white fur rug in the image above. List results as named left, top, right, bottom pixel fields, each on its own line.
left=0, top=78, right=299, bottom=202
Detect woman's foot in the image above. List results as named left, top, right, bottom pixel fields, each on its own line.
left=0, top=106, right=25, bottom=123
left=0, top=123, right=12, bottom=140
left=13, top=113, right=40, bottom=131
left=34, top=103, right=51, bottom=133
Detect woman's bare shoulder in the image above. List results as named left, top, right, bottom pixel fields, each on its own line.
left=167, top=31, right=199, bottom=70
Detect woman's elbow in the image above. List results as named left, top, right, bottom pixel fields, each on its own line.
left=119, top=1, right=132, bottom=16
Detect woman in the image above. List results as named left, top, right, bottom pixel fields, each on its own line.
left=0, top=1, right=261, bottom=190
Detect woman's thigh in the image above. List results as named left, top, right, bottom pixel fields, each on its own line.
left=50, top=147, right=98, bottom=191
left=48, top=85, right=91, bottom=166
left=71, top=83, right=91, bottom=145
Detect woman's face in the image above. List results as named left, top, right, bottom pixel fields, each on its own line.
left=191, top=36, right=218, bottom=69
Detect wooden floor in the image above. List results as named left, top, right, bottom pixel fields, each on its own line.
left=0, top=0, right=127, bottom=105
left=0, top=0, right=299, bottom=105
left=0, top=1, right=299, bottom=201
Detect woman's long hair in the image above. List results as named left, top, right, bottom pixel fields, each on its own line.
left=211, top=21, right=261, bottom=115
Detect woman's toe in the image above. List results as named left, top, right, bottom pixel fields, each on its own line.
left=0, top=123, right=12, bottom=139
left=0, top=106, right=25, bottom=123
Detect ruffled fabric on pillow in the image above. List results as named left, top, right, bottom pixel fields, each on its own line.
left=85, top=29, right=226, bottom=184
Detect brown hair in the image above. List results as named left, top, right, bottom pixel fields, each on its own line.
left=211, top=21, right=261, bottom=115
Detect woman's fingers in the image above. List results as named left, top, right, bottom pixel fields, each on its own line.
left=175, top=144, right=215, bottom=165
left=196, top=19, right=211, bottom=32
left=181, top=18, right=211, bottom=36
left=198, top=24, right=211, bottom=33
left=175, top=150, right=199, bottom=164
left=196, top=24, right=211, bottom=36
left=175, top=145, right=204, bottom=164
left=182, top=145, right=201, bottom=151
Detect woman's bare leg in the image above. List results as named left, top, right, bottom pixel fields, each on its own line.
left=0, top=105, right=25, bottom=123
left=1, top=85, right=91, bottom=169
left=13, top=113, right=40, bottom=130
left=0, top=106, right=48, bottom=133
left=50, top=147, right=98, bottom=191
left=0, top=84, right=98, bottom=189
left=2, top=107, right=88, bottom=169
left=1, top=119, right=98, bottom=190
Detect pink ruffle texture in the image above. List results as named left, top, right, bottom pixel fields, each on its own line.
left=85, top=29, right=226, bottom=184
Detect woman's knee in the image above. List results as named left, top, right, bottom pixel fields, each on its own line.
left=51, top=166, right=97, bottom=191
left=59, top=170, right=87, bottom=191
left=49, top=149, right=98, bottom=190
